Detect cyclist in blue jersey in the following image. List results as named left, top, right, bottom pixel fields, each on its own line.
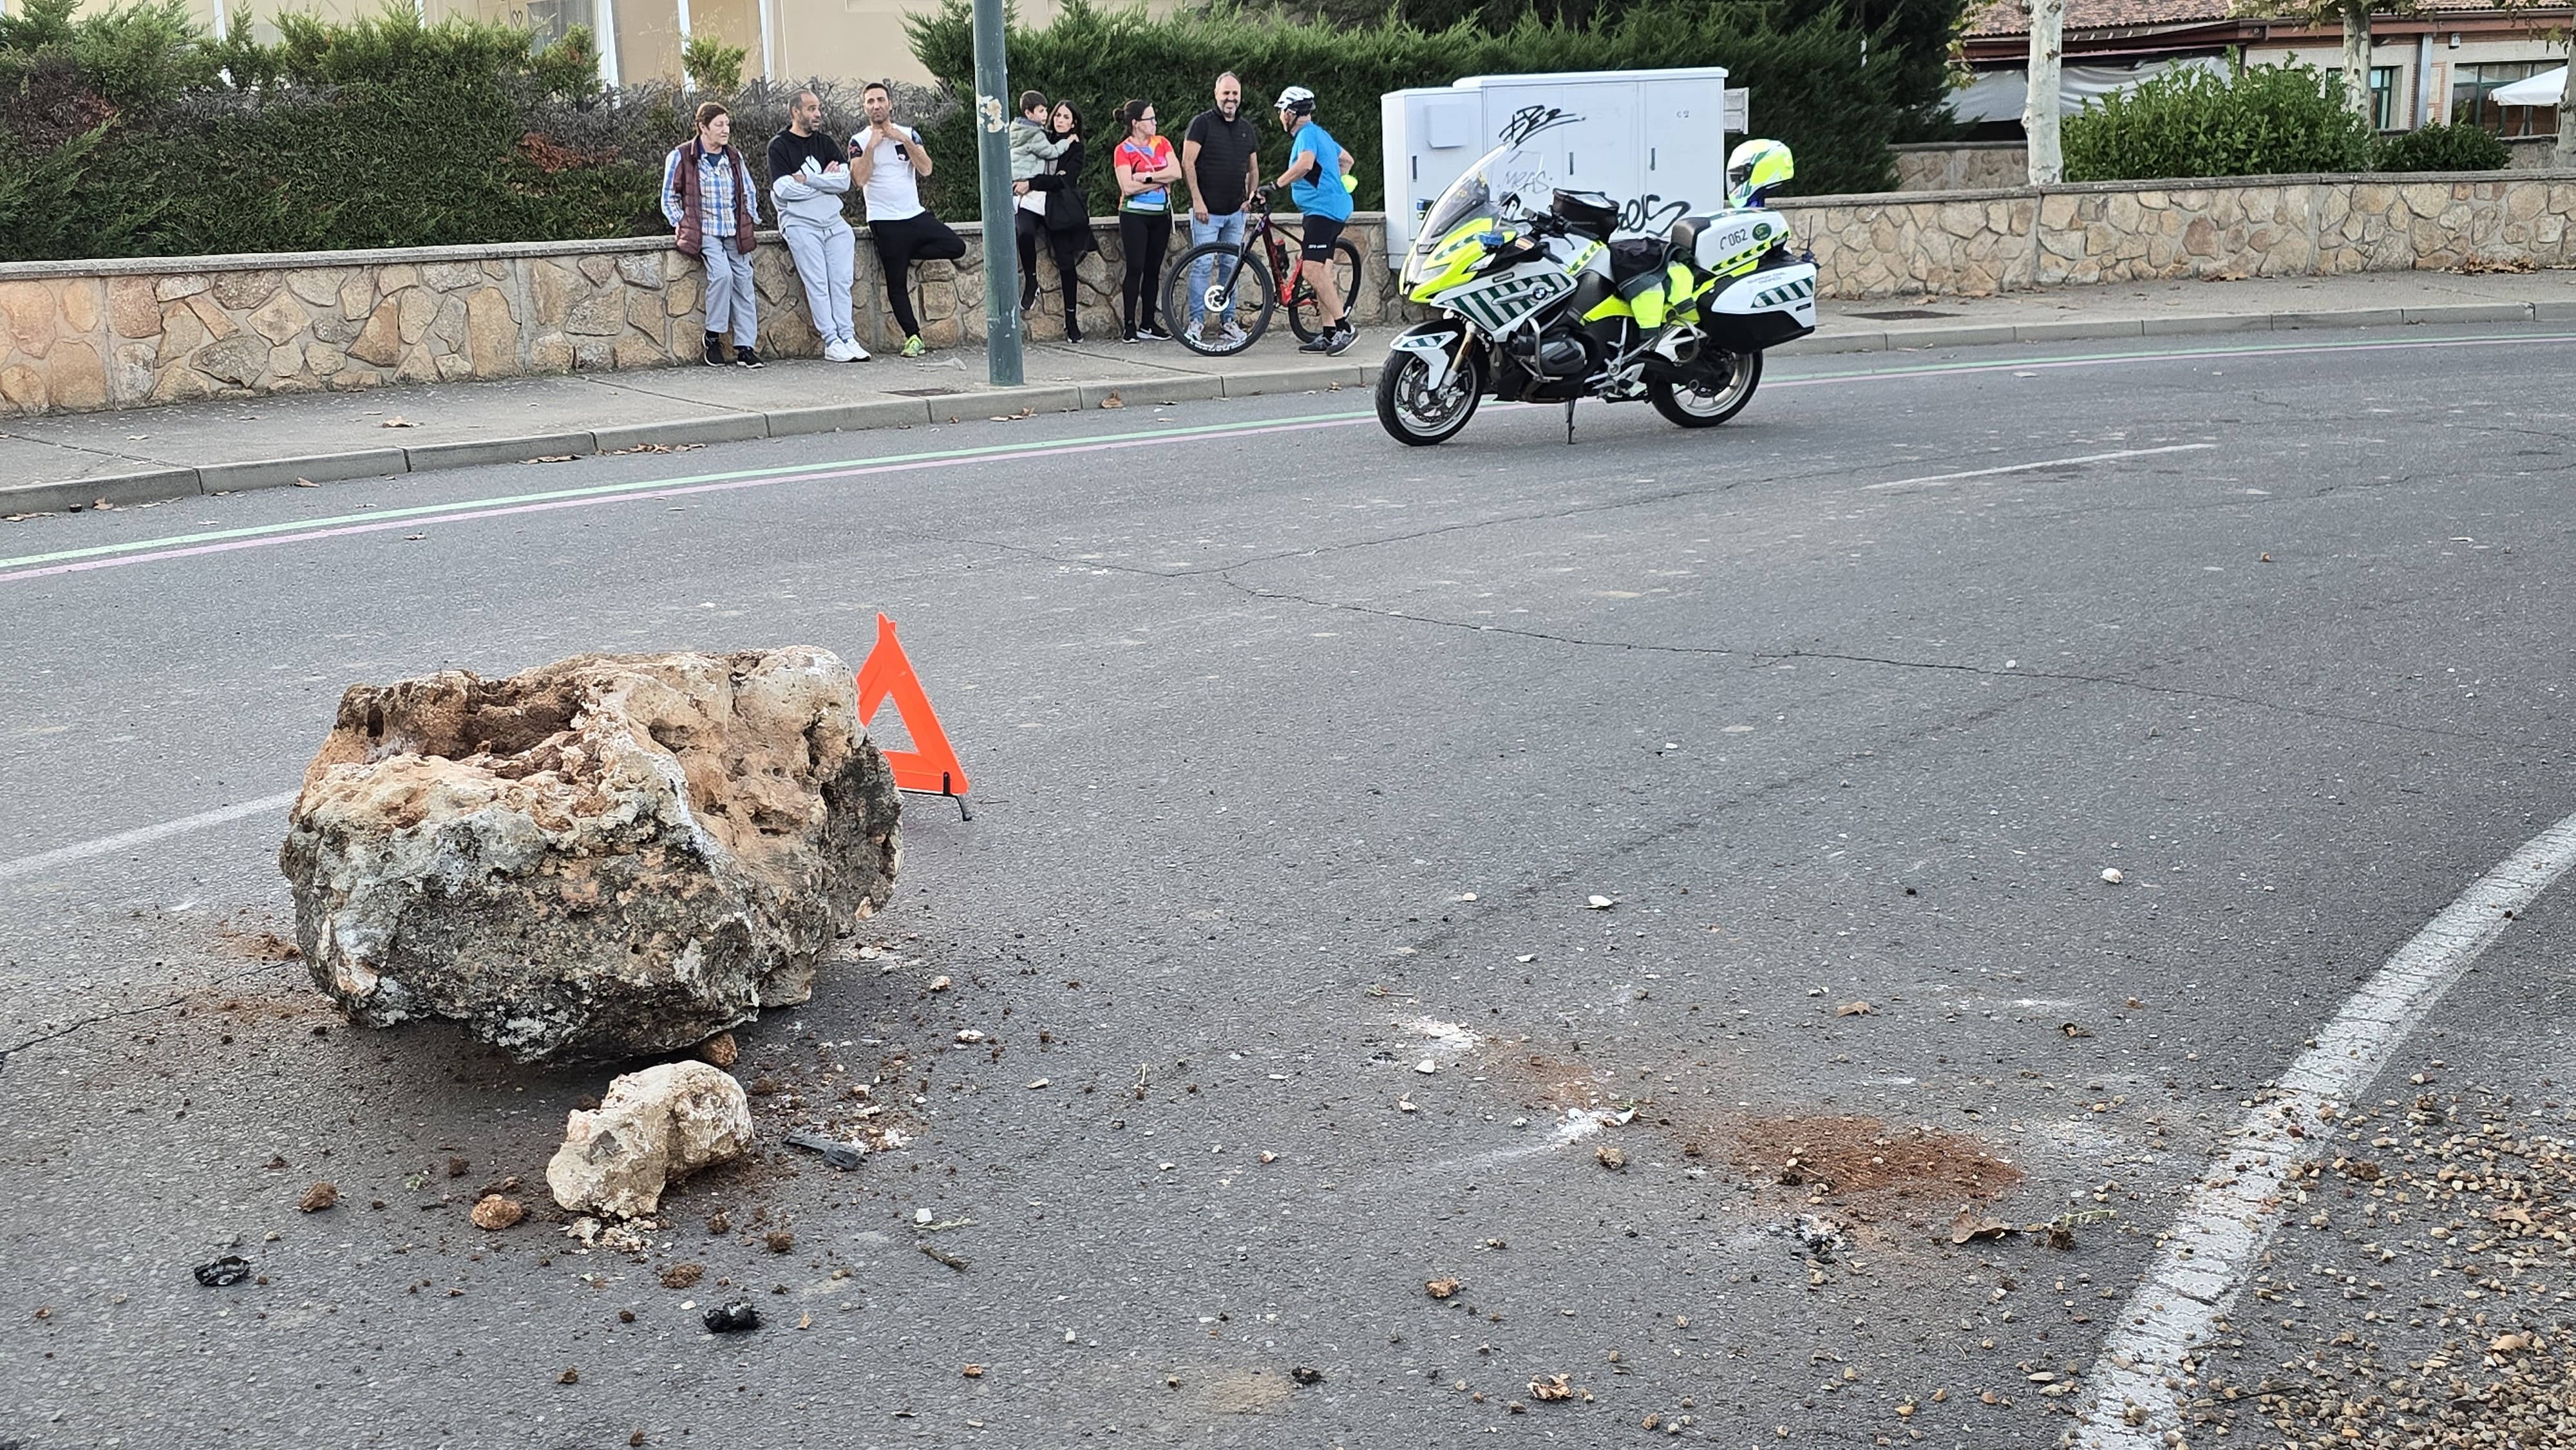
left=1272, top=85, right=1356, bottom=357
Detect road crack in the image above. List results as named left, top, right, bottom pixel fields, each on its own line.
left=0, top=965, right=275, bottom=1078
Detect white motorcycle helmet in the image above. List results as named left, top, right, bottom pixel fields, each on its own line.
left=1727, top=138, right=1794, bottom=209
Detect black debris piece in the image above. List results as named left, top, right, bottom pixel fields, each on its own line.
left=193, top=1256, right=252, bottom=1287
left=781, top=1130, right=866, bottom=1171
left=703, top=1300, right=761, bottom=1333
left=1290, top=1366, right=1325, bottom=1386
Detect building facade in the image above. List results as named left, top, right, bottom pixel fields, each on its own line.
left=1958, top=0, right=2568, bottom=137
left=60, top=0, right=1171, bottom=88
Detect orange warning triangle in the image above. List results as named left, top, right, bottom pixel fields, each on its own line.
left=855, top=613, right=970, bottom=798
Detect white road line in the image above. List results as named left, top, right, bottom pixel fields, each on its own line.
left=1861, top=443, right=2216, bottom=492
left=0, top=790, right=301, bottom=884
left=2075, top=807, right=2576, bottom=1447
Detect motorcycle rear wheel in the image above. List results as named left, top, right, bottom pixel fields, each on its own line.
left=1648, top=348, right=1762, bottom=428
left=1376, top=348, right=1482, bottom=446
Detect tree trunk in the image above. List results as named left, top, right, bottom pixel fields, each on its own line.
left=2026, top=0, right=2064, bottom=184
left=2557, top=15, right=2576, bottom=166
left=2342, top=1, right=2375, bottom=126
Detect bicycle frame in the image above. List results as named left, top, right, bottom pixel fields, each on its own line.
left=1209, top=195, right=1312, bottom=310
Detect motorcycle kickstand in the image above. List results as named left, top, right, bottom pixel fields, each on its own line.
left=1562, top=397, right=1577, bottom=445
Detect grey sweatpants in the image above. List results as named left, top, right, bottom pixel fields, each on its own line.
left=701, top=240, right=758, bottom=347
left=781, top=217, right=857, bottom=345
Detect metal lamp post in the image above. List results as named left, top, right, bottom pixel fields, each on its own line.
left=971, top=0, right=1024, bottom=386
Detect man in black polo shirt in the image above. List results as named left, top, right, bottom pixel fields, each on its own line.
left=1180, top=71, right=1261, bottom=344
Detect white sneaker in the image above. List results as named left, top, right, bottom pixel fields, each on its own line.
left=831, top=338, right=870, bottom=362
left=822, top=339, right=851, bottom=362
left=1218, top=322, right=1249, bottom=348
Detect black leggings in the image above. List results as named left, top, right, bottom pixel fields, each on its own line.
left=1046, top=229, right=1087, bottom=323
left=1015, top=210, right=1045, bottom=306
left=871, top=212, right=966, bottom=339
left=1119, top=211, right=1171, bottom=332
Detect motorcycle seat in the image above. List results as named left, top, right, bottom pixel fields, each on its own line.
left=1666, top=215, right=1709, bottom=254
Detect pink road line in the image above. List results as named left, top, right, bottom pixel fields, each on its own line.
left=0, top=414, right=1374, bottom=585
left=10, top=332, right=2568, bottom=587
left=1770, top=331, right=2576, bottom=388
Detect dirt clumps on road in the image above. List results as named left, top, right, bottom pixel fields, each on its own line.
left=1729, top=1114, right=2022, bottom=1204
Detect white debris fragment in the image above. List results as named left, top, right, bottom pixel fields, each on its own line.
left=1416, top=1060, right=1438, bottom=1075
left=546, top=1061, right=753, bottom=1219
left=955, top=1029, right=986, bottom=1044
left=1586, top=895, right=1615, bottom=910
left=2101, top=868, right=2125, bottom=885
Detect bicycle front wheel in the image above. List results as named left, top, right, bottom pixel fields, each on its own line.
left=1286, top=238, right=1363, bottom=343
left=1162, top=245, right=1274, bottom=357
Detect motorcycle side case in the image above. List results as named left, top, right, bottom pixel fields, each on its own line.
left=1672, top=207, right=1795, bottom=279
left=1701, top=254, right=1817, bottom=351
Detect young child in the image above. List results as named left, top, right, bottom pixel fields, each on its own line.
left=1010, top=90, right=1072, bottom=185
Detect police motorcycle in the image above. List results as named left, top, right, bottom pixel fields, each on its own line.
left=1376, top=138, right=1817, bottom=446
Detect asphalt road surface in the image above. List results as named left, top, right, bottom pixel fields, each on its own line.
left=6, top=326, right=2575, bottom=1450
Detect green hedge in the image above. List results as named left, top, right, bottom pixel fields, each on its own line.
left=0, top=0, right=945, bottom=260
left=904, top=0, right=1906, bottom=223
left=2063, top=62, right=2373, bottom=182
left=2372, top=120, right=2510, bottom=173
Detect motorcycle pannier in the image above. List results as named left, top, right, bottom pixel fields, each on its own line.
left=1551, top=189, right=1619, bottom=241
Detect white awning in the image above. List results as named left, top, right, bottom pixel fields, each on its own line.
left=2492, top=66, right=2565, bottom=108
left=1951, top=57, right=2230, bottom=125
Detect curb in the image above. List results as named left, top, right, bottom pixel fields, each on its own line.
left=1777, top=298, right=2569, bottom=357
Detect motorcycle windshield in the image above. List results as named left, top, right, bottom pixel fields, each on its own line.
left=1410, top=144, right=1510, bottom=265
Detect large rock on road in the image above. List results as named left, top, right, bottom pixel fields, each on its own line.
left=279, top=647, right=902, bottom=1062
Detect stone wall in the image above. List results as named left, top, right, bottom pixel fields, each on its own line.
left=0, top=217, right=1409, bottom=418
left=8, top=170, right=2575, bottom=412
left=1891, top=142, right=2031, bottom=193
left=1781, top=170, right=2576, bottom=297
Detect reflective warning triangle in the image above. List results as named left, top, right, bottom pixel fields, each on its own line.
left=854, top=613, right=969, bottom=800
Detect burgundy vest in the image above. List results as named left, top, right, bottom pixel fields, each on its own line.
left=672, top=140, right=757, bottom=257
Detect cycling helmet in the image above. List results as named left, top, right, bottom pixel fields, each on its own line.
left=1726, top=138, right=1794, bottom=209
left=1274, top=85, right=1316, bottom=117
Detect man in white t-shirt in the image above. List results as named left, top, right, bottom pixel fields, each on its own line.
left=850, top=80, right=966, bottom=359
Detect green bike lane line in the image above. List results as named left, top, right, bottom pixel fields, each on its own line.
left=0, top=408, right=1375, bottom=573
left=10, top=328, right=2572, bottom=581
left=1773, top=326, right=2576, bottom=386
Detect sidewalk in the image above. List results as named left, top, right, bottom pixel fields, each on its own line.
left=4, top=267, right=2570, bottom=515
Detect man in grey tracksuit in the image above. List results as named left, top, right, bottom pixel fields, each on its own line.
left=768, top=90, right=867, bottom=361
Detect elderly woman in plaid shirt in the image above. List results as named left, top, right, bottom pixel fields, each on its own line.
left=661, top=101, right=766, bottom=368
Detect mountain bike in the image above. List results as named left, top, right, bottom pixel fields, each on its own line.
left=1161, top=190, right=1363, bottom=357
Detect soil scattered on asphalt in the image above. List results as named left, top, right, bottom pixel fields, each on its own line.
left=1727, top=1114, right=2023, bottom=1205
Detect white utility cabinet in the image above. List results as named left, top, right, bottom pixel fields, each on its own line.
left=1378, top=66, right=1742, bottom=267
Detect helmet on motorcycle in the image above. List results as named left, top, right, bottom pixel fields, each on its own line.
left=1726, top=138, right=1794, bottom=209
left=1274, top=86, right=1316, bottom=118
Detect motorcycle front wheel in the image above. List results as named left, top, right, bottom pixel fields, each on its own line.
left=1375, top=348, right=1482, bottom=446
left=1648, top=348, right=1763, bottom=428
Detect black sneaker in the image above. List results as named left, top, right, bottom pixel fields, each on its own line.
left=1298, top=332, right=1332, bottom=353
left=734, top=346, right=765, bottom=368
left=1122, top=328, right=1140, bottom=344
left=703, top=333, right=726, bottom=366
left=1135, top=324, right=1170, bottom=342
left=1323, top=324, right=1357, bottom=357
